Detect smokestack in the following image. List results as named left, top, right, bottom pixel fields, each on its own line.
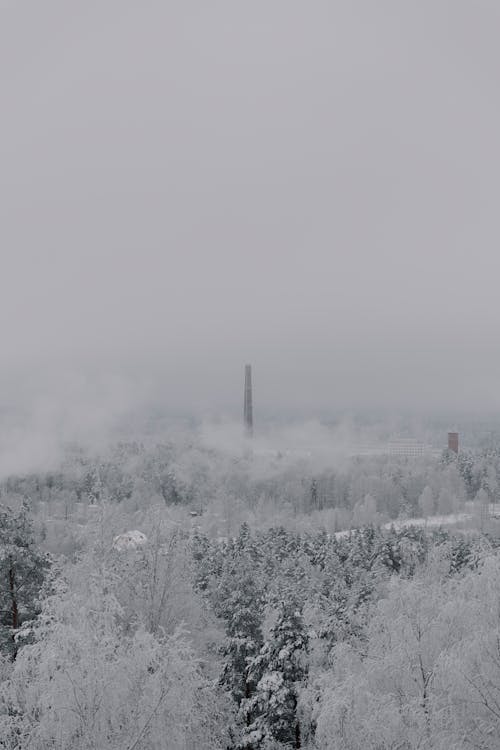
left=244, top=364, right=253, bottom=437
left=448, top=432, right=459, bottom=454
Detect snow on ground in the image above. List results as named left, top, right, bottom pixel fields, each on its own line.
left=383, top=512, right=472, bottom=532
left=333, top=512, right=479, bottom=539
left=211, top=508, right=499, bottom=544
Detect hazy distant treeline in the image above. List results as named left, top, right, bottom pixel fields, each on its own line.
left=0, top=435, right=499, bottom=551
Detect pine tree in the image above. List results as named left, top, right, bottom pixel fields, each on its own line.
left=0, top=503, right=51, bottom=659
left=242, top=600, right=308, bottom=749
left=457, top=450, right=475, bottom=497
left=219, top=571, right=264, bottom=706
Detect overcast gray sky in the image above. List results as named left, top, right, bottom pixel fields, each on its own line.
left=1, top=1, right=500, bottom=418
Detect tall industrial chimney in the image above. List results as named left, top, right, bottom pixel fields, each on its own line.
left=244, top=364, right=253, bottom=437
left=448, top=432, right=459, bottom=454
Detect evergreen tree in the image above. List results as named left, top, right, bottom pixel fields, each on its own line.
left=242, top=600, right=308, bottom=749
left=219, top=570, right=264, bottom=706
left=0, top=503, right=51, bottom=659
left=457, top=450, right=475, bottom=498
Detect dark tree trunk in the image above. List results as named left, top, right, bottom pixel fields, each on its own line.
left=8, top=561, right=19, bottom=659
left=295, top=720, right=301, bottom=748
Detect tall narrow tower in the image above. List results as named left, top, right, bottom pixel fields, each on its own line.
left=244, top=364, right=253, bottom=437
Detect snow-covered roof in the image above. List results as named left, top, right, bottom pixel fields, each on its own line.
left=112, top=530, right=147, bottom=551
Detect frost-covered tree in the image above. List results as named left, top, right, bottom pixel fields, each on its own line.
left=0, top=553, right=229, bottom=750
left=314, top=575, right=453, bottom=748
left=220, top=571, right=264, bottom=707
left=437, top=486, right=459, bottom=515
left=0, top=504, right=50, bottom=659
left=242, top=600, right=308, bottom=749
left=312, top=552, right=500, bottom=749
left=352, top=494, right=378, bottom=528
left=474, top=487, right=490, bottom=531
left=418, top=485, right=434, bottom=519
left=115, top=522, right=202, bottom=634
left=440, top=555, right=500, bottom=748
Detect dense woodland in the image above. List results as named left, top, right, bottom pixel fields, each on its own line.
left=1, top=432, right=500, bottom=748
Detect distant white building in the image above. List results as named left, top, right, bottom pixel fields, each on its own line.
left=387, top=439, right=429, bottom=457
left=354, top=439, right=437, bottom=458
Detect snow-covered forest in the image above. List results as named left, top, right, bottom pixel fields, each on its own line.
left=1, top=427, right=500, bottom=749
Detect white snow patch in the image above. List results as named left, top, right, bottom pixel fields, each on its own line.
left=334, top=512, right=474, bottom=539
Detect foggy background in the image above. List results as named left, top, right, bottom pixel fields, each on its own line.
left=2, top=1, right=500, bottom=432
